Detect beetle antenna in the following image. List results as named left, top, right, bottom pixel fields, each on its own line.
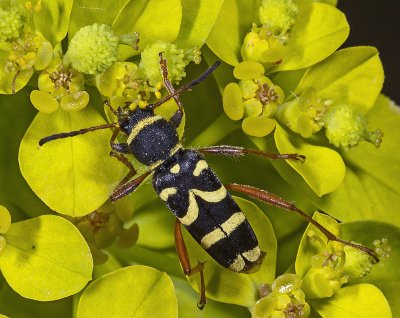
left=39, top=123, right=117, bottom=146
left=148, top=60, right=221, bottom=110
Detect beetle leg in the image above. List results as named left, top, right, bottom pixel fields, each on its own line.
left=109, top=127, right=132, bottom=154
left=110, top=170, right=152, bottom=202
left=225, top=183, right=379, bottom=263
left=158, top=53, right=184, bottom=128
left=175, top=219, right=207, bottom=309
left=199, top=145, right=305, bottom=162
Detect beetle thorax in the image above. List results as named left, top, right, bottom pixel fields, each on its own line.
left=120, top=108, right=180, bottom=167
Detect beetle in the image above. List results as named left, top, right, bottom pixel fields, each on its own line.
left=40, top=54, right=378, bottom=309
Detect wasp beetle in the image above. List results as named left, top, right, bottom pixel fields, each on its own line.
left=40, top=54, right=378, bottom=309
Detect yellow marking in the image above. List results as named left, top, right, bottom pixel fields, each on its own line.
left=159, top=187, right=177, bottom=201
left=242, top=246, right=261, bottom=262
left=179, top=191, right=198, bottom=226
left=201, top=212, right=246, bottom=249
left=229, top=255, right=245, bottom=272
left=179, top=186, right=227, bottom=226
left=192, top=185, right=227, bottom=203
left=127, top=115, right=163, bottom=144
left=201, top=228, right=225, bottom=249
left=221, top=212, right=246, bottom=234
left=193, top=160, right=208, bottom=176
left=170, top=164, right=180, bottom=174
left=149, top=159, right=164, bottom=170
left=170, top=143, right=182, bottom=156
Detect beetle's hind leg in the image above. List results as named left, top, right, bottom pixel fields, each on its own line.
left=225, top=183, right=379, bottom=263
left=175, top=219, right=207, bottom=309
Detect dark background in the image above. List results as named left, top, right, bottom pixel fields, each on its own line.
left=337, top=0, right=400, bottom=104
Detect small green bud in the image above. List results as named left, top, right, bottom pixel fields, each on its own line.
left=0, top=6, right=25, bottom=42
left=259, top=0, right=299, bottom=34
left=322, top=104, right=383, bottom=149
left=65, top=24, right=119, bottom=75
left=139, top=41, right=201, bottom=86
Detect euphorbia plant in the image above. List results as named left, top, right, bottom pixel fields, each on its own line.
left=0, top=1, right=399, bottom=317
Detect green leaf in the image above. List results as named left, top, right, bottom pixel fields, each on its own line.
left=77, top=265, right=178, bottom=318
left=18, top=107, right=123, bottom=216
left=174, top=0, right=225, bottom=48
left=33, top=0, right=73, bottom=46
left=341, top=221, right=400, bottom=316
left=206, top=0, right=261, bottom=65
left=184, top=197, right=277, bottom=307
left=274, top=122, right=345, bottom=196
left=69, top=0, right=130, bottom=39
left=316, top=95, right=400, bottom=226
left=294, top=46, right=384, bottom=113
left=0, top=282, right=72, bottom=318
left=0, top=215, right=93, bottom=301
left=310, top=284, right=392, bottom=318
left=274, top=2, right=349, bottom=71
left=112, top=0, right=182, bottom=59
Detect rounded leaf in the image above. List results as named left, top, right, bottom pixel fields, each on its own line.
left=174, top=0, right=225, bottom=48
left=77, top=265, right=178, bottom=318
left=112, top=0, right=182, bottom=59
left=206, top=0, right=260, bottom=65
left=33, top=0, right=73, bottom=46
left=274, top=123, right=345, bottom=196
left=310, top=284, right=392, bottom=318
left=0, top=215, right=93, bottom=301
left=184, top=197, right=277, bottom=307
left=274, top=2, right=349, bottom=71
left=0, top=206, right=11, bottom=234
left=19, top=107, right=124, bottom=216
left=294, top=47, right=384, bottom=114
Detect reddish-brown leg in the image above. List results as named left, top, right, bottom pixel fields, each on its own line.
left=199, top=145, right=305, bottom=162
left=175, top=219, right=207, bottom=309
left=109, top=170, right=152, bottom=202
left=225, top=183, right=379, bottom=263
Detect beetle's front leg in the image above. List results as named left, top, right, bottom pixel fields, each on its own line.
left=175, top=219, right=207, bottom=309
